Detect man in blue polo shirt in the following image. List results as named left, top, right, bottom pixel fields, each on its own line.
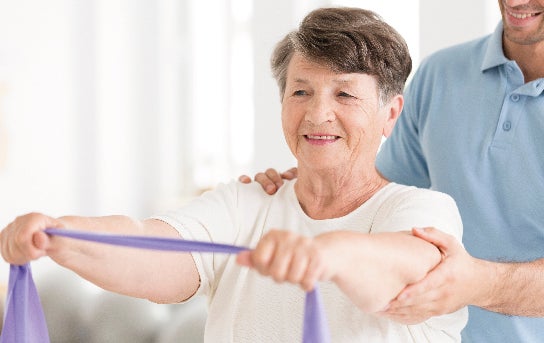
left=243, top=0, right=544, bottom=341
left=374, top=0, right=544, bottom=340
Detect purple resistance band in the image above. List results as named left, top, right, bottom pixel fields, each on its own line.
left=0, top=228, right=330, bottom=343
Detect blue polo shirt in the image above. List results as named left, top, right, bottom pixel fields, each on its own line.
left=376, top=22, right=544, bottom=342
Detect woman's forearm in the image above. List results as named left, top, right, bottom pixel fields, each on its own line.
left=321, top=231, right=441, bottom=313
left=49, top=215, right=199, bottom=303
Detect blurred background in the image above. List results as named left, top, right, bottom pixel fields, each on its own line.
left=0, top=0, right=499, bottom=341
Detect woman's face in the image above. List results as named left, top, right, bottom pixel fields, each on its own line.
left=281, top=53, right=399, bottom=174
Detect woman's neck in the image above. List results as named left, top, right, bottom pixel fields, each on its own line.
left=294, top=169, right=389, bottom=220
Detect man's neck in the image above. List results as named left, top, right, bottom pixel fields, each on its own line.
left=504, top=39, right=544, bottom=82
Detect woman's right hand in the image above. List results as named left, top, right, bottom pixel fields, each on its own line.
left=0, top=212, right=64, bottom=265
left=238, top=167, right=298, bottom=195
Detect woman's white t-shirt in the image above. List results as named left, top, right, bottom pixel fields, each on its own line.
left=152, top=180, right=467, bottom=342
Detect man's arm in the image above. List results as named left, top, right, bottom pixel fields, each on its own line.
left=485, top=259, right=544, bottom=316
left=381, top=228, right=544, bottom=323
left=0, top=212, right=199, bottom=304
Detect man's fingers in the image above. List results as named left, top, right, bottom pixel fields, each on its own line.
left=378, top=307, right=430, bottom=325
left=280, top=167, right=298, bottom=180
left=396, top=263, right=447, bottom=303
left=254, top=168, right=284, bottom=195
left=254, top=173, right=278, bottom=194
left=240, top=167, right=297, bottom=195
left=412, top=227, right=456, bottom=255
left=238, top=175, right=251, bottom=183
left=265, top=168, right=284, bottom=187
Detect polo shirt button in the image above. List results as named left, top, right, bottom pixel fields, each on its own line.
left=503, top=121, right=512, bottom=131
left=510, top=94, right=520, bottom=102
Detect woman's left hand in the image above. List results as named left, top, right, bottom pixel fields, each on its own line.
left=236, top=229, right=334, bottom=291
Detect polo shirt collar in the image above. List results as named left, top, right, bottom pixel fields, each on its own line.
left=481, top=22, right=509, bottom=72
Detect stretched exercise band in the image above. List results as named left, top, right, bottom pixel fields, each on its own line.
left=0, top=228, right=330, bottom=343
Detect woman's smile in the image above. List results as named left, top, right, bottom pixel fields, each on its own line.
left=304, top=134, right=340, bottom=145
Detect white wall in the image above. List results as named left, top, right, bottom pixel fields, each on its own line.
left=419, top=0, right=501, bottom=58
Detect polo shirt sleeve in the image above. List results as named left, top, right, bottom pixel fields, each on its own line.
left=376, top=63, right=431, bottom=189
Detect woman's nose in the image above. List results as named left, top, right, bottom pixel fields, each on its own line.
left=304, top=96, right=335, bottom=125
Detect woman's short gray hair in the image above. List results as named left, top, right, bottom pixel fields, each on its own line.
left=271, top=7, right=412, bottom=104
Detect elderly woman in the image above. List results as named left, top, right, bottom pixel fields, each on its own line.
left=0, top=7, right=466, bottom=342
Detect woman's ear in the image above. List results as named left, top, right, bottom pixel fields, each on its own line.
left=382, top=94, right=403, bottom=138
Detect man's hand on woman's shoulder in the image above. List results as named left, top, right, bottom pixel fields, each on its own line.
left=238, top=167, right=298, bottom=194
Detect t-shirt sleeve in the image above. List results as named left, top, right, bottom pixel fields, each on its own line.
left=150, top=181, right=240, bottom=298
left=371, top=187, right=467, bottom=339
left=372, top=187, right=463, bottom=242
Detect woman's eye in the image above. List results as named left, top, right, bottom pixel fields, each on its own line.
left=338, top=91, right=354, bottom=98
left=293, top=90, right=307, bottom=96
